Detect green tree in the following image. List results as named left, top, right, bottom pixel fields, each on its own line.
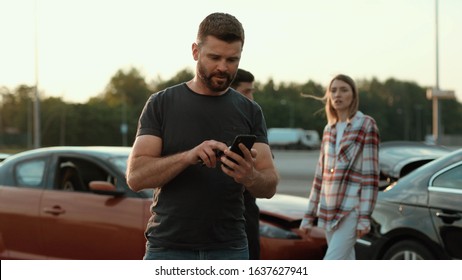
left=0, top=85, right=35, bottom=147
left=1, top=70, right=461, bottom=150
left=150, top=68, right=194, bottom=92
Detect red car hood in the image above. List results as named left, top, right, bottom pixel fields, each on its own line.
left=257, top=193, right=308, bottom=221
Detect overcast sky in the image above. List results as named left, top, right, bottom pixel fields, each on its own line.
left=1, top=0, right=461, bottom=103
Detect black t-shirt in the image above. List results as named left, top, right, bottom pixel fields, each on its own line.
left=137, top=83, right=268, bottom=250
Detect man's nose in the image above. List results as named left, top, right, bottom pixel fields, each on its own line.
left=216, top=60, right=229, bottom=72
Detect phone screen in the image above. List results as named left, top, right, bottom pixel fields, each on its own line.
left=226, top=135, right=256, bottom=166
left=230, top=135, right=256, bottom=156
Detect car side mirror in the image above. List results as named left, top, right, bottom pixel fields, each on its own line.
left=89, top=181, right=125, bottom=197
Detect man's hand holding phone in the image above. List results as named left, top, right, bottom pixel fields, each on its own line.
left=222, top=135, right=256, bottom=168
left=221, top=135, right=258, bottom=185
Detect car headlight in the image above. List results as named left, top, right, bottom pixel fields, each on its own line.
left=384, top=181, right=398, bottom=192
left=259, top=223, right=300, bottom=239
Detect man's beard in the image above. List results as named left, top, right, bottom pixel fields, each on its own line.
left=197, top=63, right=234, bottom=92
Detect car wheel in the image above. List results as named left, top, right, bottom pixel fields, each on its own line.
left=382, top=240, right=435, bottom=260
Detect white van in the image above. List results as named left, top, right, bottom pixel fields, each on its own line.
left=267, top=128, right=320, bottom=150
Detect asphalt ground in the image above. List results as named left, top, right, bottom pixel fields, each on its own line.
left=273, top=145, right=462, bottom=197
left=272, top=149, right=320, bottom=197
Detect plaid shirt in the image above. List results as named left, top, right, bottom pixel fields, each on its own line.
left=302, top=111, right=380, bottom=231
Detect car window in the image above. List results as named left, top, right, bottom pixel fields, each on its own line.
left=109, top=156, right=128, bottom=174
left=15, top=159, right=46, bottom=187
left=57, top=157, right=114, bottom=192
left=432, top=164, right=462, bottom=191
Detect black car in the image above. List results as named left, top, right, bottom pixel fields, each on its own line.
left=356, top=148, right=462, bottom=260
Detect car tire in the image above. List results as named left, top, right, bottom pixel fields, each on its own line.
left=382, top=240, right=435, bottom=260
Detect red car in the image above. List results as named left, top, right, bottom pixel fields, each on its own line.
left=258, top=194, right=327, bottom=259
left=0, top=146, right=326, bottom=260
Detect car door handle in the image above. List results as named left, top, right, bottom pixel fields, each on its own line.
left=436, top=212, right=461, bottom=223
left=43, top=206, right=66, bottom=215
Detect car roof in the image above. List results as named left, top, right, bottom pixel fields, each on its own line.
left=1, top=146, right=131, bottom=163
left=380, top=141, right=451, bottom=159
left=0, top=153, right=10, bottom=161
left=421, top=148, right=462, bottom=170
left=385, top=148, right=462, bottom=195
left=379, top=141, right=451, bottom=179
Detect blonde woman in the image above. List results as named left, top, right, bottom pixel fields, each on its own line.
left=300, top=74, right=380, bottom=260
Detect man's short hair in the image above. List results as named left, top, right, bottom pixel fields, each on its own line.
left=231, top=68, right=254, bottom=88
left=197, top=13, right=245, bottom=47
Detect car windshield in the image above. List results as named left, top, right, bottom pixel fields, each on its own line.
left=109, top=156, right=129, bottom=174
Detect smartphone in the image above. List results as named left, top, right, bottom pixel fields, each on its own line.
left=225, top=134, right=257, bottom=167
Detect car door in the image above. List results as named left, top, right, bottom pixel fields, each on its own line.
left=0, top=157, right=48, bottom=259
left=39, top=156, right=147, bottom=259
left=428, top=162, right=462, bottom=259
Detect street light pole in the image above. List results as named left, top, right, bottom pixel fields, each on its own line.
left=33, top=0, right=41, bottom=148
left=427, top=1, right=455, bottom=145
left=435, top=0, right=439, bottom=90
left=432, top=0, right=440, bottom=144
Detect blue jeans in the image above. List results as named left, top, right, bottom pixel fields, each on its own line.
left=143, top=241, right=249, bottom=260
left=324, top=209, right=358, bottom=260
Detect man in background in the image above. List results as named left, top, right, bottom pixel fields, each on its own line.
left=231, top=68, right=260, bottom=259
left=231, top=68, right=256, bottom=100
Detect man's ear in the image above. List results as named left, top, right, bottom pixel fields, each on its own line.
left=192, top=42, right=199, bottom=61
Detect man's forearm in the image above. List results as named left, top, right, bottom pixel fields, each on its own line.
left=127, top=152, right=190, bottom=192
left=244, top=168, right=279, bottom=199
